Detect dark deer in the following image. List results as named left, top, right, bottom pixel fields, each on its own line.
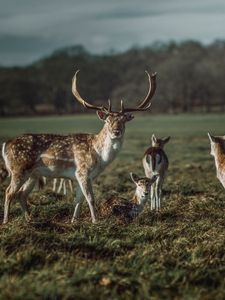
left=143, top=134, right=170, bottom=210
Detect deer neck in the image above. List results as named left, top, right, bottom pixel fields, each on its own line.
left=93, top=124, right=124, bottom=165
left=132, top=194, right=145, bottom=213
left=153, top=145, right=162, bottom=150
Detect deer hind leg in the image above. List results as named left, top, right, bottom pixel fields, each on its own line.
left=151, top=178, right=159, bottom=211
left=71, top=185, right=83, bottom=223
left=3, top=173, right=29, bottom=224
left=69, top=180, right=73, bottom=194
left=63, top=180, right=66, bottom=195
left=75, top=172, right=97, bottom=223
left=151, top=182, right=157, bottom=210
left=156, top=176, right=163, bottom=211
left=154, top=181, right=158, bottom=210
left=150, top=183, right=154, bottom=210
left=17, top=176, right=37, bottom=222
left=145, top=168, right=157, bottom=211
left=56, top=178, right=65, bottom=195
left=53, top=178, right=57, bottom=192
left=159, top=176, right=165, bottom=209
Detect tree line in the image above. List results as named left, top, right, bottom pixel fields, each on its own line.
left=0, top=40, right=225, bottom=116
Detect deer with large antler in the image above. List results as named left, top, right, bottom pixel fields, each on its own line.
left=2, top=70, right=157, bottom=224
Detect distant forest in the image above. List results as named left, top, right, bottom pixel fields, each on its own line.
left=1, top=40, right=225, bottom=116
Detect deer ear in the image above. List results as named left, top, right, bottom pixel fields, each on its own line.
left=130, top=172, right=139, bottom=183
left=208, top=133, right=217, bottom=143
left=96, top=110, right=108, bottom=121
left=151, top=134, right=156, bottom=144
left=163, top=136, right=170, bottom=144
left=124, top=113, right=134, bottom=122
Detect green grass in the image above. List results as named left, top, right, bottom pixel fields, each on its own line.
left=0, top=114, right=225, bottom=300
left=0, top=113, right=224, bottom=137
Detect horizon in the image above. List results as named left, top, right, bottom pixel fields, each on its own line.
left=1, top=0, right=225, bottom=66
left=0, top=38, right=224, bottom=68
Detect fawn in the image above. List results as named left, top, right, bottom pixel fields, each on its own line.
left=142, top=134, right=170, bottom=210
left=101, top=173, right=158, bottom=220
left=208, top=133, right=225, bottom=188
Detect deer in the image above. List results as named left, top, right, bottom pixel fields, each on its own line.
left=208, top=133, right=225, bottom=188
left=142, top=134, right=170, bottom=210
left=2, top=70, right=157, bottom=224
left=101, top=173, right=158, bottom=221
left=39, top=177, right=73, bottom=195
left=52, top=178, right=73, bottom=195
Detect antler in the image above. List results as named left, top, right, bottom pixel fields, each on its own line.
left=72, top=70, right=157, bottom=114
left=138, top=71, right=157, bottom=108
left=120, top=71, right=157, bottom=113
left=72, top=70, right=109, bottom=112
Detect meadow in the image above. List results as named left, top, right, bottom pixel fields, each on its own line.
left=0, top=113, right=224, bottom=300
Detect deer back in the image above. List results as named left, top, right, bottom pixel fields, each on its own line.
left=143, top=147, right=168, bottom=176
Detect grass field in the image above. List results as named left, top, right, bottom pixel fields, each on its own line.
left=0, top=114, right=225, bottom=300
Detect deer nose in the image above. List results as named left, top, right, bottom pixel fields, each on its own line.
left=144, top=192, right=149, bottom=196
left=113, top=130, right=120, bottom=136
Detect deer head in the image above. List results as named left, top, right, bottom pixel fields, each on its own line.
left=208, top=133, right=225, bottom=156
left=130, top=172, right=158, bottom=205
left=72, top=70, right=157, bottom=139
left=151, top=134, right=170, bottom=148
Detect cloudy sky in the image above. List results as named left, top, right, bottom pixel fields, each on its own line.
left=0, top=0, right=225, bottom=66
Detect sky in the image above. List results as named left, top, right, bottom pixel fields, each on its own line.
left=0, top=0, right=225, bottom=66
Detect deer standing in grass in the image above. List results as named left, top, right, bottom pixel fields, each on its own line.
left=142, top=134, right=170, bottom=210
left=208, top=133, right=225, bottom=188
left=40, top=177, right=73, bottom=195
left=101, top=173, right=158, bottom=220
left=53, top=178, right=73, bottom=195
left=2, top=70, right=157, bottom=224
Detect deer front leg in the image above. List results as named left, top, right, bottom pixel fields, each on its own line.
left=75, top=171, right=97, bottom=223
left=71, top=185, right=83, bottom=223
left=3, top=174, right=29, bottom=224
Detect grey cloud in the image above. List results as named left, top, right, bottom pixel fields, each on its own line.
left=0, top=34, right=60, bottom=65
left=0, top=0, right=225, bottom=66
left=96, top=0, right=225, bottom=20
